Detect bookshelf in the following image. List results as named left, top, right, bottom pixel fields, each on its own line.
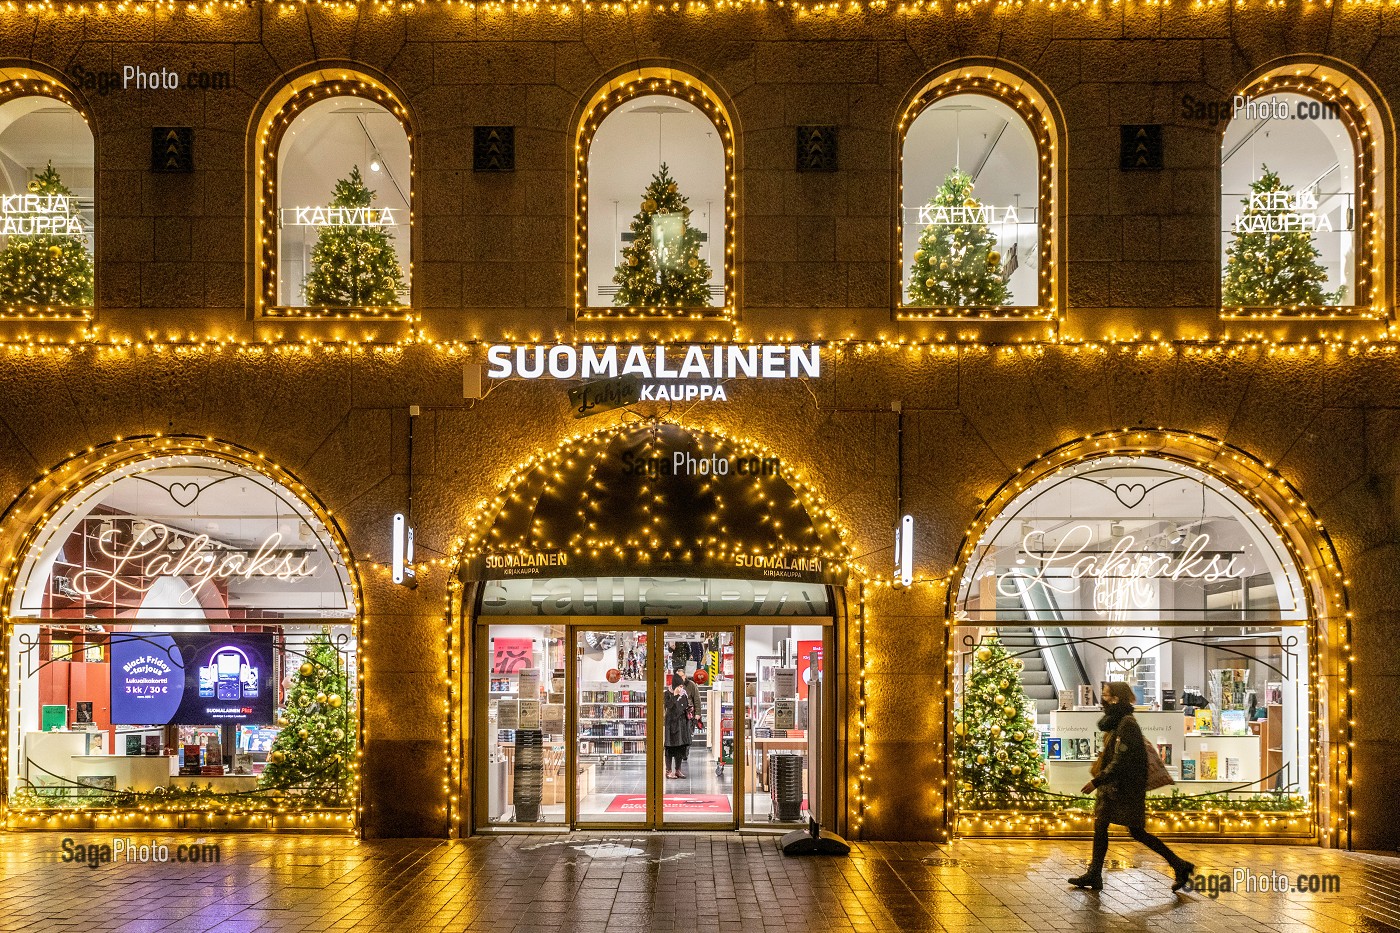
left=578, top=683, right=646, bottom=765
left=1261, top=702, right=1284, bottom=790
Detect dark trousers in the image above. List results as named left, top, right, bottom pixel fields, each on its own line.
left=665, top=746, right=685, bottom=771
left=1090, top=811, right=1185, bottom=873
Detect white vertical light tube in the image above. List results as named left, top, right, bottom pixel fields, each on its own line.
left=897, top=514, right=914, bottom=588
left=392, top=513, right=407, bottom=585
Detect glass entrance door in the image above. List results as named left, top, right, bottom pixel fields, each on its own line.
left=570, top=625, right=739, bottom=828
left=575, top=628, right=650, bottom=824
left=479, top=617, right=832, bottom=831
left=658, top=629, right=737, bottom=828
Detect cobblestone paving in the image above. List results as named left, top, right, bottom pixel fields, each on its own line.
left=0, top=832, right=1397, bottom=932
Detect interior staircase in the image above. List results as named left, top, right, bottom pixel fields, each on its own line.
left=996, top=627, right=1058, bottom=716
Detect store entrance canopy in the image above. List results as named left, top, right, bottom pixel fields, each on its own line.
left=464, top=422, right=847, bottom=585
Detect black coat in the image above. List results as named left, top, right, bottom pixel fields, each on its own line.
left=1091, top=713, right=1149, bottom=828
left=664, top=691, right=693, bottom=748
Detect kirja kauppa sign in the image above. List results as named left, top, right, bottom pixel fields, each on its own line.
left=486, top=344, right=821, bottom=403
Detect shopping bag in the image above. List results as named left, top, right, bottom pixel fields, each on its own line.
left=1144, top=737, right=1175, bottom=790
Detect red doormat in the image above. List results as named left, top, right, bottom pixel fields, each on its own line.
left=604, top=794, right=732, bottom=813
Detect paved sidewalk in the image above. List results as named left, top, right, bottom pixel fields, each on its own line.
left=0, top=831, right=1396, bottom=932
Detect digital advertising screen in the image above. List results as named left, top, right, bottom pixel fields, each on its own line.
left=109, top=632, right=276, bottom=726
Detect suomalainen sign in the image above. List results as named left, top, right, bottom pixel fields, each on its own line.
left=485, top=343, right=820, bottom=402
left=473, top=547, right=843, bottom=585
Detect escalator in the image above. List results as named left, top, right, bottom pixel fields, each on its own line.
left=995, top=577, right=1090, bottom=715
left=997, top=627, right=1059, bottom=716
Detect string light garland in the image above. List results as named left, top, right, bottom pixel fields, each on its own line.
left=939, top=428, right=1351, bottom=844
left=0, top=330, right=1394, bottom=362
left=1222, top=70, right=1380, bottom=320
left=444, top=419, right=871, bottom=834
left=854, top=581, right=868, bottom=834
left=254, top=71, right=414, bottom=320
left=0, top=0, right=1396, bottom=15
left=0, top=73, right=92, bottom=321
left=444, top=567, right=465, bottom=834
left=455, top=421, right=850, bottom=578
left=575, top=70, right=735, bottom=321
left=0, top=434, right=366, bottom=833
left=897, top=71, right=1057, bottom=320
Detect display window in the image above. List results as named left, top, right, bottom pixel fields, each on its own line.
left=952, top=454, right=1316, bottom=837
left=576, top=71, right=732, bottom=318
left=4, top=452, right=359, bottom=829
left=0, top=76, right=94, bottom=316
left=472, top=579, right=834, bottom=831
left=1220, top=79, right=1368, bottom=312
left=255, top=74, right=412, bottom=316
left=899, top=73, right=1055, bottom=316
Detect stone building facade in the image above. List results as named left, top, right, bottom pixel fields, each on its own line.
left=0, top=4, right=1395, bottom=848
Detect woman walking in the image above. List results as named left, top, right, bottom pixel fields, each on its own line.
left=663, top=675, right=694, bottom=779
left=1068, top=681, right=1195, bottom=892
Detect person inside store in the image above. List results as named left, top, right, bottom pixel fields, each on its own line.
left=1068, top=681, right=1195, bottom=893
left=664, top=674, right=694, bottom=779
left=678, top=667, right=702, bottom=765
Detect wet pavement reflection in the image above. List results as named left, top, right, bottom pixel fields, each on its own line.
left=0, top=831, right=1391, bottom=932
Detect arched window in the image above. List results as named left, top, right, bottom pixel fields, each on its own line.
left=0, top=73, right=94, bottom=316
left=1220, top=69, right=1378, bottom=314
left=899, top=71, right=1056, bottom=317
left=951, top=452, right=1319, bottom=839
left=254, top=74, right=412, bottom=317
left=5, top=447, right=361, bottom=826
left=576, top=70, right=733, bottom=319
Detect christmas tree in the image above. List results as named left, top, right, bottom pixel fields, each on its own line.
left=259, top=629, right=354, bottom=803
left=906, top=168, right=1011, bottom=307
left=302, top=166, right=406, bottom=308
left=612, top=163, right=713, bottom=308
left=1222, top=165, right=1343, bottom=307
left=953, top=632, right=1045, bottom=808
left=0, top=162, right=94, bottom=308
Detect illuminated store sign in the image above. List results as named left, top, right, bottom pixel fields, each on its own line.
left=1233, top=189, right=1335, bottom=233
left=487, top=344, right=819, bottom=381
left=487, top=344, right=820, bottom=403
left=997, top=523, right=1246, bottom=614
left=915, top=204, right=1021, bottom=226
left=280, top=206, right=398, bottom=227
left=70, top=522, right=317, bottom=605
left=0, top=194, right=84, bottom=237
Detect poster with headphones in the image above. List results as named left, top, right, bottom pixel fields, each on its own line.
left=110, top=632, right=275, bottom=725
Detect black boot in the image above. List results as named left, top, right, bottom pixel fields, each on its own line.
left=1068, top=871, right=1103, bottom=891
left=1171, top=861, right=1195, bottom=892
